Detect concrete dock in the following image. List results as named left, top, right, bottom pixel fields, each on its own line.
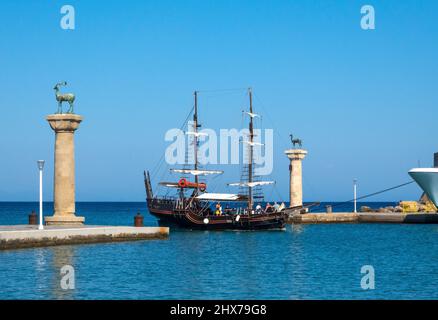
left=288, top=212, right=359, bottom=223
left=288, top=212, right=438, bottom=224
left=0, top=225, right=169, bottom=250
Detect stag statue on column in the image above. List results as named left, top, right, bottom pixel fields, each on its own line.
left=54, top=81, right=75, bottom=114
left=290, top=134, right=303, bottom=148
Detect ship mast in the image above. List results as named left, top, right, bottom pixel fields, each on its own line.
left=248, top=88, right=254, bottom=210
left=193, top=91, right=199, bottom=188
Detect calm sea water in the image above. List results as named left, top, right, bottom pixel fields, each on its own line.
left=1, top=201, right=438, bottom=300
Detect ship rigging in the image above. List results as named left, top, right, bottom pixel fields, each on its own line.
left=144, top=88, right=286, bottom=230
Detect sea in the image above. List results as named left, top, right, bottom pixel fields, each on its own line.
left=1, top=201, right=438, bottom=300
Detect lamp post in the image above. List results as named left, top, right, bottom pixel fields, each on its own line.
left=353, top=179, right=358, bottom=213
left=37, top=160, right=45, bottom=230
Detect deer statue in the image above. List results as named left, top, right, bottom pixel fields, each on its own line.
left=54, top=81, right=75, bottom=114
left=290, top=134, right=303, bottom=148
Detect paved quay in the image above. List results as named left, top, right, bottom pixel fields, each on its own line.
left=287, top=212, right=438, bottom=224
left=0, top=225, right=169, bottom=250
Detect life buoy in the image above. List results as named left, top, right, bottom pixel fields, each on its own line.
left=178, top=178, right=187, bottom=188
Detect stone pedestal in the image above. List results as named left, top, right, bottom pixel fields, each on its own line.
left=285, top=149, right=307, bottom=208
left=45, top=114, right=85, bottom=226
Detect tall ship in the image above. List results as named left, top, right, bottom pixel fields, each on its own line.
left=144, top=88, right=286, bottom=230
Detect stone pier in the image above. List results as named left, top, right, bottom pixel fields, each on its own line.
left=45, top=114, right=85, bottom=226
left=287, top=212, right=438, bottom=224
left=285, top=149, right=307, bottom=208
left=0, top=225, right=169, bottom=250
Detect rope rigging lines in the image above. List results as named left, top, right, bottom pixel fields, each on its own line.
left=312, top=181, right=415, bottom=212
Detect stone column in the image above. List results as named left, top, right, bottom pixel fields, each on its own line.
left=45, top=114, right=85, bottom=226
left=285, top=149, right=308, bottom=208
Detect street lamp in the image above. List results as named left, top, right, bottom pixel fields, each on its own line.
left=353, top=179, right=358, bottom=213
left=37, top=160, right=45, bottom=230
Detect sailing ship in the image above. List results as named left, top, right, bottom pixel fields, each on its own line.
left=144, top=88, right=286, bottom=230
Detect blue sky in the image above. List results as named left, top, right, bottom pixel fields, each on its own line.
left=0, top=0, right=437, bottom=202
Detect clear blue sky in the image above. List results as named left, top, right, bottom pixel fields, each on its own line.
left=0, top=0, right=437, bottom=202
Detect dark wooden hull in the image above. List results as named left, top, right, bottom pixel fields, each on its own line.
left=148, top=202, right=286, bottom=231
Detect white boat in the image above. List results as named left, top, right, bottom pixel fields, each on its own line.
left=408, top=168, right=438, bottom=207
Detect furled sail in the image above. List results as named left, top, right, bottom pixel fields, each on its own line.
left=228, top=181, right=275, bottom=188
left=244, top=111, right=261, bottom=118
left=196, top=193, right=244, bottom=201
left=158, top=182, right=180, bottom=188
left=171, top=169, right=224, bottom=176
left=242, top=140, right=264, bottom=146
left=185, top=131, right=208, bottom=137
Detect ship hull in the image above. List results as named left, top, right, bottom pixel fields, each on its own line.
left=409, top=168, right=438, bottom=207
left=147, top=201, right=286, bottom=231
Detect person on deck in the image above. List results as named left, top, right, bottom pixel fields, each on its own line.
left=255, top=203, right=262, bottom=214
left=265, top=202, right=272, bottom=212
left=273, top=202, right=280, bottom=212
left=278, top=202, right=286, bottom=212
left=215, top=202, right=222, bottom=216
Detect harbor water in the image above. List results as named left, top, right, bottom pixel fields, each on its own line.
left=1, top=202, right=438, bottom=299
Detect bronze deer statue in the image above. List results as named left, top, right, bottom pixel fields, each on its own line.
left=54, top=81, right=75, bottom=114
left=290, top=134, right=303, bottom=148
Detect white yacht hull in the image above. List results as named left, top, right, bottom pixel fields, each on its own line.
left=408, top=168, right=438, bottom=207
